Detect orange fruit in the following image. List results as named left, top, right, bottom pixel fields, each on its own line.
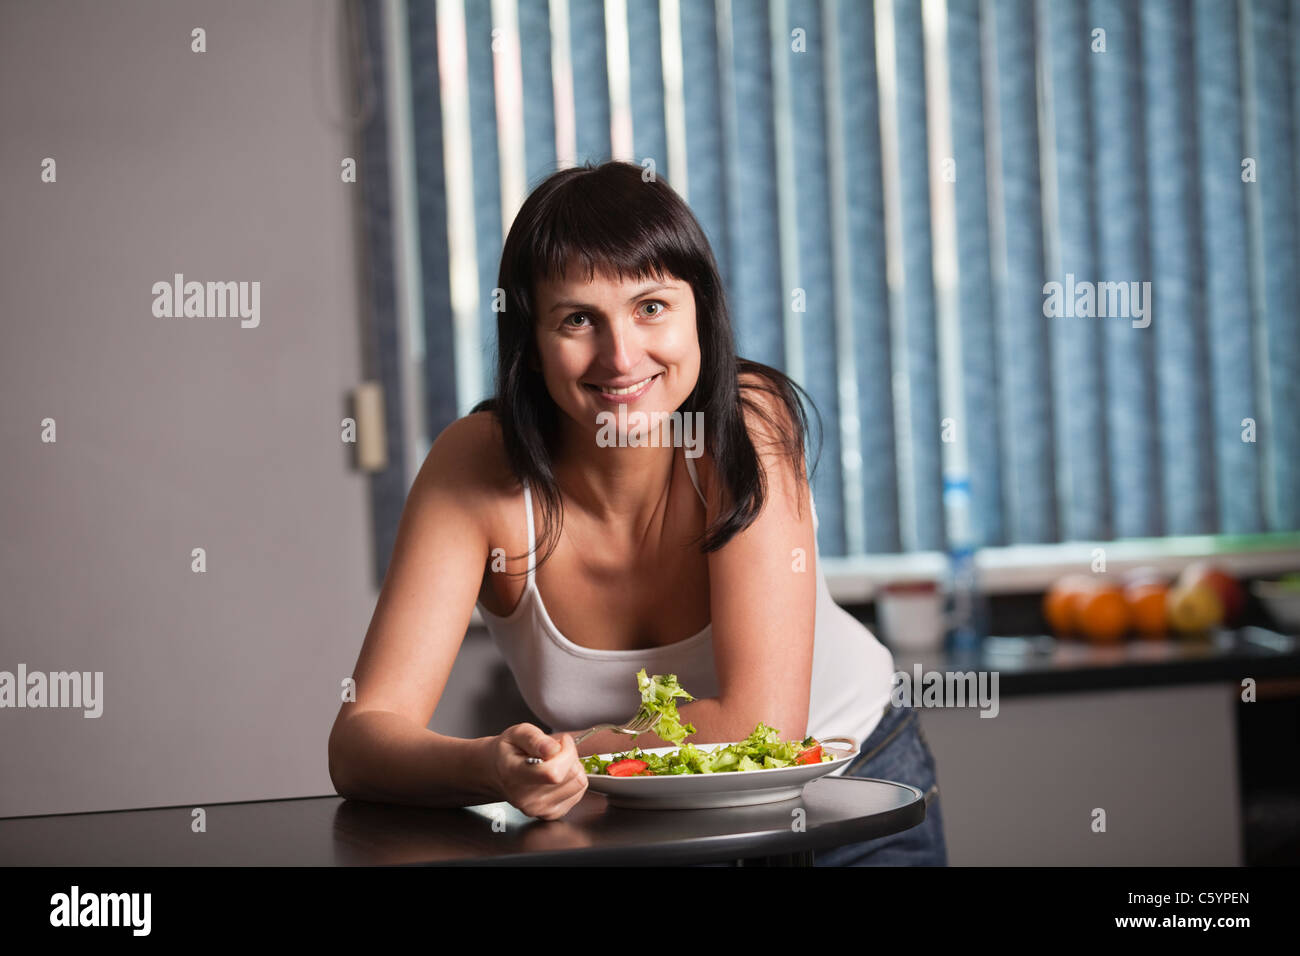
left=1075, top=586, right=1131, bottom=643
left=1043, top=586, right=1076, bottom=634
left=1124, top=583, right=1168, bottom=638
left=1043, top=574, right=1099, bottom=636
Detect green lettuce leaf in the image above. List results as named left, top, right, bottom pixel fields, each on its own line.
left=634, top=669, right=696, bottom=746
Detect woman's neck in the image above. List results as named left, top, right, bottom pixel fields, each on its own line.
left=552, top=424, right=679, bottom=530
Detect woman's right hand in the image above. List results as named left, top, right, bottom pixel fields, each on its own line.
left=490, top=723, right=589, bottom=820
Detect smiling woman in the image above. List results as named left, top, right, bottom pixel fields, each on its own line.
left=328, top=160, right=947, bottom=865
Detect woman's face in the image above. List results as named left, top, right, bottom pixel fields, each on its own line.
left=532, top=268, right=700, bottom=437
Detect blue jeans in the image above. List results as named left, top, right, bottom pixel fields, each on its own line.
left=812, top=701, right=949, bottom=866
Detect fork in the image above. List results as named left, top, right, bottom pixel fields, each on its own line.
left=524, top=711, right=662, bottom=763
left=574, top=709, right=661, bottom=747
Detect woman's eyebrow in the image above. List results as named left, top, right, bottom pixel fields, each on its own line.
left=546, top=282, right=676, bottom=313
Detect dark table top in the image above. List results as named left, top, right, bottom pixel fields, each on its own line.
left=0, top=777, right=926, bottom=866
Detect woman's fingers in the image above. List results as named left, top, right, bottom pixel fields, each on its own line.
left=526, top=733, right=588, bottom=818
left=535, top=767, right=589, bottom=820
left=504, top=723, right=561, bottom=762
left=533, top=733, right=579, bottom=785
left=493, top=725, right=589, bottom=819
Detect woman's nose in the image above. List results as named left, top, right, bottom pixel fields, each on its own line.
left=600, top=318, right=643, bottom=371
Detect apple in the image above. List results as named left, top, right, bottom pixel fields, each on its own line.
left=1179, top=562, right=1245, bottom=626
left=1167, top=582, right=1224, bottom=634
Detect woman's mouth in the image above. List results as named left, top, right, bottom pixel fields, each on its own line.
left=583, top=373, right=662, bottom=403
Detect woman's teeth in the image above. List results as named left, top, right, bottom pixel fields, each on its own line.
left=588, top=375, right=656, bottom=395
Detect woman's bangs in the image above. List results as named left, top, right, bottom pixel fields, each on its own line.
left=532, top=223, right=682, bottom=292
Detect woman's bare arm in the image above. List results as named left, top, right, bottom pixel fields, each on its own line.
left=700, top=379, right=816, bottom=741
left=328, top=413, right=505, bottom=807
left=329, top=713, right=501, bottom=806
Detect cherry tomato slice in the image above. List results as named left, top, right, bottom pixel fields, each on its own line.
left=795, top=745, right=823, bottom=766
left=607, top=758, right=649, bottom=777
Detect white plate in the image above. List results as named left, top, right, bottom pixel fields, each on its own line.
left=584, top=736, right=858, bottom=809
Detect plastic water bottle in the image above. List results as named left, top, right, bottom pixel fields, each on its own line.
left=943, top=474, right=986, bottom=657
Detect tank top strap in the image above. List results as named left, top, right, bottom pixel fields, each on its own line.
left=683, top=449, right=707, bottom=507
left=522, top=476, right=537, bottom=586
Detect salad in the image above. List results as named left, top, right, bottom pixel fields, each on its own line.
left=630, top=670, right=695, bottom=745
left=581, top=669, right=835, bottom=776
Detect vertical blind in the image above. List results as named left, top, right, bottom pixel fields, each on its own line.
left=364, top=0, right=1300, bottom=563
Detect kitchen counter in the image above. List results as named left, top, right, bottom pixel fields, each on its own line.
left=891, top=627, right=1300, bottom=697
left=877, top=627, right=1300, bottom=864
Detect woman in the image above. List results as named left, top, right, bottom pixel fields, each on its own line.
left=328, top=160, right=947, bottom=865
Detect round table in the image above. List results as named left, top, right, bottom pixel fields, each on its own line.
left=0, top=777, right=925, bottom=867
left=354, top=775, right=928, bottom=866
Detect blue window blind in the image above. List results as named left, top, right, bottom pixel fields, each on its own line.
left=788, top=0, right=847, bottom=555
left=357, top=0, right=1300, bottom=572
left=947, top=0, right=1002, bottom=549
left=1246, top=0, right=1300, bottom=531
left=1142, top=0, right=1209, bottom=537
left=893, top=0, right=945, bottom=551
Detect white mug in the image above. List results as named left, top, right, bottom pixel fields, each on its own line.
left=877, top=582, right=945, bottom=652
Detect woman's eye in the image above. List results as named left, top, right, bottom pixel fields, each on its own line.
left=564, top=302, right=664, bottom=326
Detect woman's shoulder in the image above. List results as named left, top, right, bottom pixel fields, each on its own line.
left=415, top=411, right=521, bottom=517
left=736, top=369, right=807, bottom=480
left=737, top=368, right=801, bottom=444
left=692, top=369, right=806, bottom=512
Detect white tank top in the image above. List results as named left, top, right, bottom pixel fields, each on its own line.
left=476, top=448, right=896, bottom=774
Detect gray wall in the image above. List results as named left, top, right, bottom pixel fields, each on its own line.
left=0, top=0, right=524, bottom=819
